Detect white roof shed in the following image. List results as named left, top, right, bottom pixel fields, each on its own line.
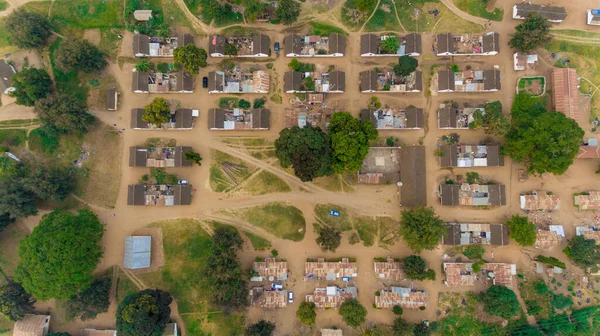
left=124, top=236, right=151, bottom=269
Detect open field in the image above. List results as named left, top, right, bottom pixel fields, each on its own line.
left=239, top=170, right=291, bottom=196
left=244, top=231, right=272, bottom=250
left=363, top=0, right=399, bottom=32
left=453, top=0, right=503, bottom=21
left=209, top=150, right=256, bottom=192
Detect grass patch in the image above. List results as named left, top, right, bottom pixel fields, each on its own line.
left=310, top=21, right=348, bottom=36
left=244, top=231, right=271, bottom=250
left=341, top=0, right=374, bottom=30
left=363, top=0, right=400, bottom=32
left=436, top=292, right=504, bottom=335
left=0, top=0, right=9, bottom=12
left=221, top=137, right=268, bottom=147
left=28, top=127, right=84, bottom=166
left=453, top=0, right=503, bottom=21
left=240, top=170, right=291, bottom=196
left=209, top=150, right=254, bottom=192
left=115, top=269, right=139, bottom=302
left=138, top=219, right=245, bottom=335
left=0, top=18, right=18, bottom=54
left=98, top=28, right=123, bottom=60
left=269, top=94, right=282, bottom=104
left=0, top=119, right=40, bottom=127
left=49, top=38, right=89, bottom=102
left=218, top=97, right=240, bottom=109
left=49, top=0, right=125, bottom=33
left=0, top=129, right=27, bottom=147
left=223, top=202, right=306, bottom=241
left=551, top=30, right=600, bottom=39
left=312, top=173, right=356, bottom=193
left=315, top=203, right=353, bottom=231
left=396, top=0, right=483, bottom=33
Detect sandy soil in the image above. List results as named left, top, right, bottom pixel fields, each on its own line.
left=2, top=0, right=600, bottom=334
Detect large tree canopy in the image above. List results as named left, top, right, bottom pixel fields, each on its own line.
left=509, top=12, right=552, bottom=52
left=275, top=125, right=333, bottom=181
left=9, top=67, right=53, bottom=106
left=245, top=320, right=275, bottom=336
left=4, top=10, right=52, bottom=49
left=14, top=209, right=104, bottom=300
left=394, top=56, right=418, bottom=77
left=116, top=289, right=172, bottom=336
left=55, top=38, right=107, bottom=73
left=469, top=101, right=509, bottom=136
left=173, top=44, right=207, bottom=74
left=565, top=236, right=600, bottom=271
left=64, top=278, right=111, bottom=321
left=35, top=94, right=94, bottom=133
left=0, top=178, right=37, bottom=219
left=505, top=215, right=536, bottom=247
left=0, top=279, right=35, bottom=321
left=503, top=93, right=583, bottom=175
left=329, top=112, right=378, bottom=173
left=339, top=299, right=367, bottom=328
left=399, top=206, right=445, bottom=253
left=315, top=226, right=341, bottom=252
left=24, top=166, right=73, bottom=201
left=275, top=0, right=301, bottom=25
left=296, top=301, right=316, bottom=326
left=143, top=97, right=171, bottom=127
left=402, top=255, right=435, bottom=281
left=483, top=285, right=520, bottom=319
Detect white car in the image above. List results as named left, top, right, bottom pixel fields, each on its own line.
left=288, top=290, right=294, bottom=303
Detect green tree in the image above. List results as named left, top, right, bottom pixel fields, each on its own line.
left=339, top=299, right=367, bottom=328
left=245, top=320, right=275, bottom=336
left=173, top=44, right=208, bottom=74
left=35, top=94, right=94, bottom=133
left=539, top=314, right=575, bottom=335
left=296, top=301, right=316, bottom=326
left=482, top=285, right=520, bottom=319
left=4, top=10, right=52, bottom=49
left=9, top=67, right=53, bottom=106
left=275, top=0, right=301, bottom=25
left=0, top=213, right=15, bottom=233
left=329, top=112, right=378, bottom=173
left=55, top=38, right=107, bottom=73
left=412, top=322, right=430, bottom=336
left=511, top=324, right=544, bottom=336
left=565, top=235, right=600, bottom=271
left=64, top=278, right=111, bottom=321
left=253, top=98, right=266, bottom=109
left=184, top=151, right=202, bottom=166
left=380, top=36, right=400, bottom=54
left=505, top=215, right=536, bottom=246
left=0, top=279, right=35, bottom=321
left=225, top=43, right=239, bottom=56
left=0, top=179, right=37, bottom=219
left=392, top=317, right=412, bottom=336
left=356, top=0, right=376, bottom=12
left=551, top=293, right=573, bottom=310
left=143, top=97, right=171, bottom=127
left=24, top=166, right=73, bottom=201
left=288, top=58, right=300, bottom=70
left=463, top=245, right=485, bottom=259
left=244, top=0, right=267, bottom=22
left=403, top=255, right=435, bottom=281
left=394, top=56, right=418, bottom=77
left=206, top=226, right=248, bottom=311
left=116, top=289, right=172, bottom=336
left=316, top=226, right=341, bottom=252
left=239, top=99, right=251, bottom=109
left=509, top=12, right=552, bottom=52
left=14, top=209, right=104, bottom=300
left=135, top=59, right=150, bottom=72
left=469, top=101, right=509, bottom=136
left=399, top=206, right=445, bottom=253
left=504, top=94, right=584, bottom=175
left=275, top=126, right=333, bottom=182
left=534, top=280, right=549, bottom=295
left=392, top=305, right=403, bottom=316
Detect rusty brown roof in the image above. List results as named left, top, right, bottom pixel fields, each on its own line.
left=374, top=287, right=428, bottom=310
left=305, top=286, right=356, bottom=309
left=583, top=231, right=600, bottom=244
left=483, top=263, right=516, bottom=288
left=577, top=145, right=600, bottom=159
left=520, top=191, right=560, bottom=210
left=253, top=258, right=288, bottom=280
left=305, top=258, right=357, bottom=279
left=257, top=290, right=287, bottom=308
left=373, top=257, right=405, bottom=281
left=535, top=226, right=564, bottom=249
left=552, top=68, right=580, bottom=124
left=13, top=315, right=50, bottom=336
left=574, top=191, right=600, bottom=210
left=443, top=263, right=475, bottom=287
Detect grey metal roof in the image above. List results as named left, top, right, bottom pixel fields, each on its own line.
left=440, top=184, right=460, bottom=205
left=175, top=108, right=193, bottom=128
left=284, top=71, right=303, bottom=92
left=482, top=32, right=500, bottom=53
left=251, top=109, right=270, bottom=129
left=443, top=225, right=461, bottom=245
left=359, top=109, right=376, bottom=127
left=207, top=71, right=222, bottom=92
left=514, top=3, right=567, bottom=21
left=124, top=236, right=151, bottom=269
left=486, top=145, right=504, bottom=167
left=360, top=34, right=378, bottom=55
left=127, top=184, right=146, bottom=205
left=129, top=147, right=148, bottom=167
left=440, top=145, right=457, bottom=167
left=483, top=69, right=501, bottom=91
left=283, top=34, right=302, bottom=55
left=0, top=60, right=15, bottom=92
left=404, top=33, right=422, bottom=55
left=175, top=184, right=192, bottom=205
left=490, top=224, right=509, bottom=245
left=438, top=70, right=455, bottom=91
left=405, top=106, right=424, bottom=128
left=106, top=88, right=117, bottom=110
left=252, top=34, right=271, bottom=55
left=132, top=34, right=150, bottom=56
left=360, top=70, right=378, bottom=92
left=436, top=33, right=453, bottom=54
left=130, top=108, right=149, bottom=129
left=132, top=71, right=149, bottom=92
left=438, top=104, right=456, bottom=128
left=399, top=146, right=426, bottom=207
left=175, top=71, right=194, bottom=92
left=414, top=71, right=423, bottom=91
left=207, top=108, right=225, bottom=129
left=177, top=147, right=194, bottom=167
left=209, top=35, right=226, bottom=55
left=178, top=33, right=195, bottom=47
left=329, top=71, right=345, bottom=92
left=488, top=184, right=506, bottom=206
left=328, top=33, right=345, bottom=55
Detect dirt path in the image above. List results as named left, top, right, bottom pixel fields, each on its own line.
left=358, top=0, right=381, bottom=33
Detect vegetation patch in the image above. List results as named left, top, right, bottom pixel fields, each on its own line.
left=222, top=202, right=306, bottom=241
left=453, top=0, right=503, bottom=21
left=244, top=231, right=271, bottom=250
left=209, top=150, right=255, bottom=192
left=49, top=38, right=89, bottom=102
left=0, top=0, right=9, bottom=12
left=239, top=170, right=290, bottom=196
left=517, top=76, right=546, bottom=96
left=341, top=0, right=374, bottom=30
left=363, top=0, right=400, bottom=32
left=0, top=129, right=27, bottom=147
left=435, top=292, right=504, bottom=335
left=310, top=21, right=348, bottom=36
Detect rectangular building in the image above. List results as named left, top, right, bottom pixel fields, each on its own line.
left=305, top=258, right=357, bottom=280
left=208, top=67, right=270, bottom=94
left=360, top=106, right=424, bottom=130
left=442, top=223, right=508, bottom=245
left=132, top=33, right=194, bottom=57
left=440, top=183, right=506, bottom=206
left=284, top=71, right=345, bottom=93
left=306, top=286, right=357, bottom=309
left=438, top=102, right=483, bottom=129
left=127, top=184, right=192, bottom=206
left=207, top=108, right=270, bottom=130
left=435, top=32, right=499, bottom=56
left=519, top=191, right=560, bottom=210
left=512, top=4, right=567, bottom=22
left=129, top=146, right=194, bottom=167
left=360, top=69, right=422, bottom=93
left=439, top=144, right=504, bottom=167
left=360, top=33, right=421, bottom=57
left=438, top=69, right=501, bottom=93
left=130, top=108, right=196, bottom=130
left=209, top=34, right=270, bottom=57
left=375, top=287, right=428, bottom=310
left=284, top=34, right=346, bottom=57
left=132, top=71, right=194, bottom=93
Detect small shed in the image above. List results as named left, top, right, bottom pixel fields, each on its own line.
left=124, top=236, right=151, bottom=269
left=13, top=314, right=50, bottom=336
left=134, top=10, right=153, bottom=21
left=163, top=323, right=178, bottom=336
left=106, top=88, right=117, bottom=111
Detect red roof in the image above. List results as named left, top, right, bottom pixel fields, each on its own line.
left=552, top=68, right=579, bottom=124
left=577, top=145, right=600, bottom=159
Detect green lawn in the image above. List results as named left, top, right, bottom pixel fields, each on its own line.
left=363, top=0, right=400, bottom=32
left=49, top=0, right=125, bottom=33
left=310, top=22, right=348, bottom=36
left=551, top=30, right=600, bottom=39
left=340, top=0, right=375, bottom=31
left=136, top=219, right=245, bottom=335
left=115, top=269, right=138, bottom=302
left=436, top=292, right=505, bottom=335
left=453, top=0, right=503, bottom=21
left=28, top=127, right=84, bottom=166
left=240, top=170, right=291, bottom=196
left=314, top=203, right=353, bottom=231
left=49, top=38, right=89, bottom=102
left=244, top=231, right=271, bottom=250
left=225, top=203, right=306, bottom=241
left=0, top=0, right=9, bottom=12
left=0, top=129, right=27, bottom=147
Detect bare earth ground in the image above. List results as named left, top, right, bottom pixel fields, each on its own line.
left=0, top=0, right=600, bottom=335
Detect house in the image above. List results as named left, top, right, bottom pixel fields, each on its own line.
left=512, top=4, right=567, bottom=22
left=438, top=102, right=483, bottom=129
left=124, top=236, right=151, bottom=269
left=535, top=225, right=565, bottom=249
left=439, top=144, right=504, bottom=167
left=81, top=329, right=117, bottom=336
left=482, top=263, right=517, bottom=288
left=357, top=146, right=426, bottom=207
left=373, top=257, right=405, bottom=281
left=207, top=108, right=270, bottom=130
left=284, top=71, right=345, bottom=93
left=443, top=263, right=475, bottom=287
left=209, top=34, right=270, bottom=57
left=435, top=32, right=500, bottom=56
left=321, top=330, right=343, bottom=336
left=576, top=226, right=600, bottom=244
left=13, top=314, right=50, bottom=336
left=132, top=33, right=194, bottom=57
left=130, top=108, right=197, bottom=130
left=283, top=34, right=346, bottom=57
left=577, top=138, right=600, bottom=159
left=552, top=68, right=580, bottom=124
left=305, top=258, right=357, bottom=280
left=375, top=287, right=428, bottom=310
left=127, top=184, right=193, bottom=206
left=249, top=287, right=288, bottom=308
left=442, top=223, right=509, bottom=245
left=0, top=60, right=16, bottom=94
left=360, top=33, right=422, bottom=57
left=251, top=258, right=289, bottom=281
left=208, top=66, right=270, bottom=93
left=306, top=286, right=357, bottom=309
left=519, top=191, right=560, bottom=210
left=437, top=69, right=501, bottom=93
left=106, top=88, right=118, bottom=111
left=440, top=183, right=507, bottom=206
left=513, top=52, right=539, bottom=71
left=284, top=98, right=342, bottom=129
left=359, top=69, right=422, bottom=93
left=360, top=106, right=424, bottom=130
left=131, top=71, right=194, bottom=93
left=163, top=323, right=178, bottom=336
left=129, top=146, right=194, bottom=167
left=133, top=9, right=153, bottom=21
left=588, top=9, right=600, bottom=25
left=574, top=191, right=600, bottom=210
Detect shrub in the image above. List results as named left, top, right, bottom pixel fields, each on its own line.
left=463, top=245, right=485, bottom=260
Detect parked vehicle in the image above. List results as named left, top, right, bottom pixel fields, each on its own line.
left=274, top=42, right=280, bottom=54
left=202, top=76, right=208, bottom=88
left=178, top=180, right=188, bottom=185
left=330, top=210, right=340, bottom=217
left=288, top=290, right=294, bottom=303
